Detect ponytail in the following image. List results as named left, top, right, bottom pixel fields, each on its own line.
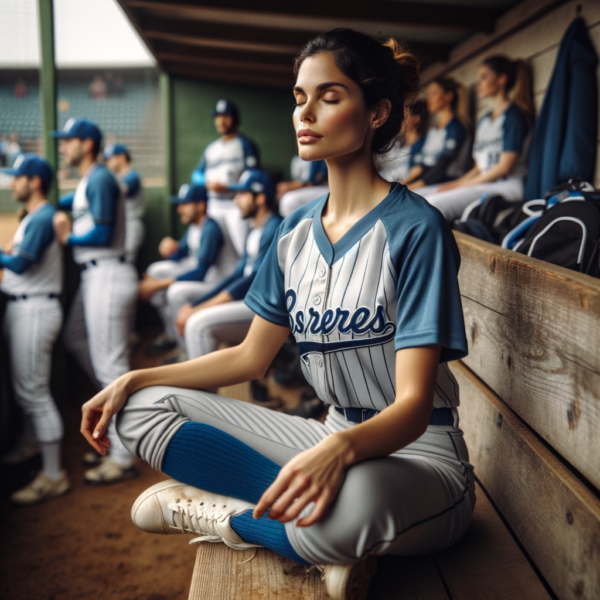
left=483, top=56, right=534, bottom=114
left=432, top=77, right=470, bottom=126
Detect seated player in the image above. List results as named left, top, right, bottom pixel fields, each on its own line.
left=401, top=77, right=468, bottom=190
left=104, top=143, right=144, bottom=265
left=174, top=169, right=282, bottom=361
left=278, top=156, right=328, bottom=218
left=1, top=155, right=69, bottom=504
left=191, top=99, right=260, bottom=257
left=374, top=98, right=428, bottom=183
left=416, top=56, right=533, bottom=222
left=141, top=184, right=236, bottom=355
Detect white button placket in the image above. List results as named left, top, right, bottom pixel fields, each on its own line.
left=318, top=259, right=335, bottom=404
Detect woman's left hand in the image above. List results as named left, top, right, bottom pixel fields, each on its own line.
left=253, top=433, right=352, bottom=527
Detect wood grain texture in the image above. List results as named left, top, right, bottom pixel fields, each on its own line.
left=451, top=361, right=600, bottom=600
left=435, top=482, right=551, bottom=600
left=454, top=232, right=600, bottom=492
left=188, top=544, right=327, bottom=600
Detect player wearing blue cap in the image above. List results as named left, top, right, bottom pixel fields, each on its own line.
left=174, top=169, right=282, bottom=361
left=277, top=156, right=329, bottom=218
left=81, top=31, right=474, bottom=600
left=191, top=99, right=260, bottom=257
left=1, top=154, right=70, bottom=504
left=140, top=184, right=237, bottom=357
left=104, top=143, right=144, bottom=264
left=51, top=118, right=139, bottom=484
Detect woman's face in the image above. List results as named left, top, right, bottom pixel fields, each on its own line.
left=404, top=111, right=421, bottom=134
left=476, top=64, right=505, bottom=99
left=293, top=52, right=378, bottom=161
left=426, top=82, right=452, bottom=114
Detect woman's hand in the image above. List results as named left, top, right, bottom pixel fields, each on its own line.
left=253, top=433, right=352, bottom=527
left=437, top=180, right=463, bottom=192
left=80, top=373, right=133, bottom=455
left=176, top=303, right=196, bottom=336
left=53, top=211, right=72, bottom=245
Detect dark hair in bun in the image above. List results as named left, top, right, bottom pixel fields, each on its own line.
left=294, top=28, right=420, bottom=154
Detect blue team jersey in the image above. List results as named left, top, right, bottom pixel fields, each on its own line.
left=419, top=117, right=466, bottom=168
left=473, top=103, right=531, bottom=177
left=246, top=185, right=467, bottom=411
left=290, top=156, right=328, bottom=186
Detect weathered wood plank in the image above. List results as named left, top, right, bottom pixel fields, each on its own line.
left=435, top=482, right=551, bottom=600
left=450, top=360, right=600, bottom=600
left=454, top=232, right=600, bottom=492
left=188, top=545, right=327, bottom=600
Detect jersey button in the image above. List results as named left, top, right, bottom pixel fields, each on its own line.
left=316, top=356, right=323, bottom=367
left=313, top=296, right=321, bottom=305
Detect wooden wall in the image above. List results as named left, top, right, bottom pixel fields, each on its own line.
left=421, top=0, right=600, bottom=188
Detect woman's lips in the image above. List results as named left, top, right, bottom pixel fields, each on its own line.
left=297, top=129, right=322, bottom=144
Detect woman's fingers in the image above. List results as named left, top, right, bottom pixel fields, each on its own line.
left=267, top=475, right=311, bottom=520
left=296, top=490, right=333, bottom=527
left=277, top=485, right=321, bottom=523
left=253, top=470, right=293, bottom=519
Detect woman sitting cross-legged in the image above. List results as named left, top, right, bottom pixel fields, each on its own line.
left=80, top=28, right=475, bottom=600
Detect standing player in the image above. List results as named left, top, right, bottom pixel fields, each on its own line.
left=81, top=30, right=474, bottom=600
left=104, top=143, right=144, bottom=265
left=191, top=99, right=260, bottom=257
left=1, top=154, right=69, bottom=504
left=277, top=156, right=328, bottom=218
left=173, top=169, right=282, bottom=360
left=51, top=118, right=139, bottom=485
left=140, top=184, right=236, bottom=356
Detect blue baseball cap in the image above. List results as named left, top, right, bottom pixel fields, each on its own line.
left=229, top=169, right=274, bottom=201
left=169, top=184, right=208, bottom=204
left=211, top=99, right=239, bottom=118
left=104, top=143, right=130, bottom=160
left=3, top=153, right=54, bottom=188
left=50, top=117, right=102, bottom=147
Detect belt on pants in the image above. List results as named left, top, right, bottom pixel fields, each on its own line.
left=79, top=256, right=126, bottom=271
left=335, top=406, right=454, bottom=426
left=6, top=293, right=59, bottom=302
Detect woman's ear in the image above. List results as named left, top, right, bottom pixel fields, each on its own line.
left=371, top=99, right=392, bottom=129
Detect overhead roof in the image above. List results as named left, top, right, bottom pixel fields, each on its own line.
left=116, top=0, right=523, bottom=88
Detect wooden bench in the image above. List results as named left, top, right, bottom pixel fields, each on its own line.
left=188, top=232, right=600, bottom=600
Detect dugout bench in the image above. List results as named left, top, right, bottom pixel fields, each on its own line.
left=187, top=232, right=600, bottom=600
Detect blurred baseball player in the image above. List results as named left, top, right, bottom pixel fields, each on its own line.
left=175, top=169, right=282, bottom=361
left=277, top=156, right=328, bottom=217
left=191, top=99, right=260, bottom=257
left=1, top=154, right=69, bottom=504
left=51, top=118, right=139, bottom=485
left=141, top=184, right=237, bottom=357
left=104, top=143, right=144, bottom=265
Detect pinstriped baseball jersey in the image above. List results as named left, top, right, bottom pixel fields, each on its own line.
left=246, top=184, right=468, bottom=411
left=1, top=203, right=63, bottom=296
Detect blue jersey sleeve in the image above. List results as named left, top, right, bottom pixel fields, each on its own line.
left=387, top=199, right=467, bottom=362
left=240, top=135, right=260, bottom=170
left=18, top=205, right=56, bottom=263
left=409, top=137, right=426, bottom=168
left=0, top=251, right=32, bottom=274
left=502, top=105, right=530, bottom=153
left=191, top=152, right=207, bottom=186
left=67, top=223, right=113, bottom=246
left=190, top=259, right=245, bottom=306
left=176, top=219, right=224, bottom=282
left=59, top=192, right=75, bottom=210
left=421, top=119, right=466, bottom=186
left=123, top=171, right=141, bottom=198
left=168, top=231, right=190, bottom=261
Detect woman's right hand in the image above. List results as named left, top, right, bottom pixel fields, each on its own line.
left=80, top=373, right=133, bottom=454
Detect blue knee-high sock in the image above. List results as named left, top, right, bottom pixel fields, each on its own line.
left=162, top=422, right=308, bottom=564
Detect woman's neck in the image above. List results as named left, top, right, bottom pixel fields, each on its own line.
left=436, top=107, right=454, bottom=129
left=491, top=93, right=510, bottom=118
left=404, top=129, right=419, bottom=146
left=322, top=144, right=391, bottom=243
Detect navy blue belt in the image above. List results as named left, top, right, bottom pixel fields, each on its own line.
left=6, top=293, right=59, bottom=301
left=79, top=256, right=125, bottom=271
left=335, top=406, right=454, bottom=426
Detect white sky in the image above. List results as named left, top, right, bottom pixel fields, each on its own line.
left=0, top=0, right=155, bottom=68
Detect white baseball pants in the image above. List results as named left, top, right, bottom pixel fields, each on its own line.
left=417, top=177, right=525, bottom=222
left=125, top=217, right=145, bottom=265
left=183, top=300, right=254, bottom=359
left=3, top=296, right=63, bottom=443
left=117, top=387, right=475, bottom=564
left=207, top=199, right=250, bottom=257
left=165, top=281, right=215, bottom=347
left=279, top=185, right=329, bottom=218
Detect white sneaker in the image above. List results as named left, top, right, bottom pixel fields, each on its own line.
left=84, top=457, right=140, bottom=485
left=318, top=556, right=378, bottom=600
left=2, top=437, right=40, bottom=465
left=11, top=470, right=70, bottom=506
left=131, top=479, right=260, bottom=550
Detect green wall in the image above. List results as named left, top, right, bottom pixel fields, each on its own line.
left=171, top=76, right=298, bottom=194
